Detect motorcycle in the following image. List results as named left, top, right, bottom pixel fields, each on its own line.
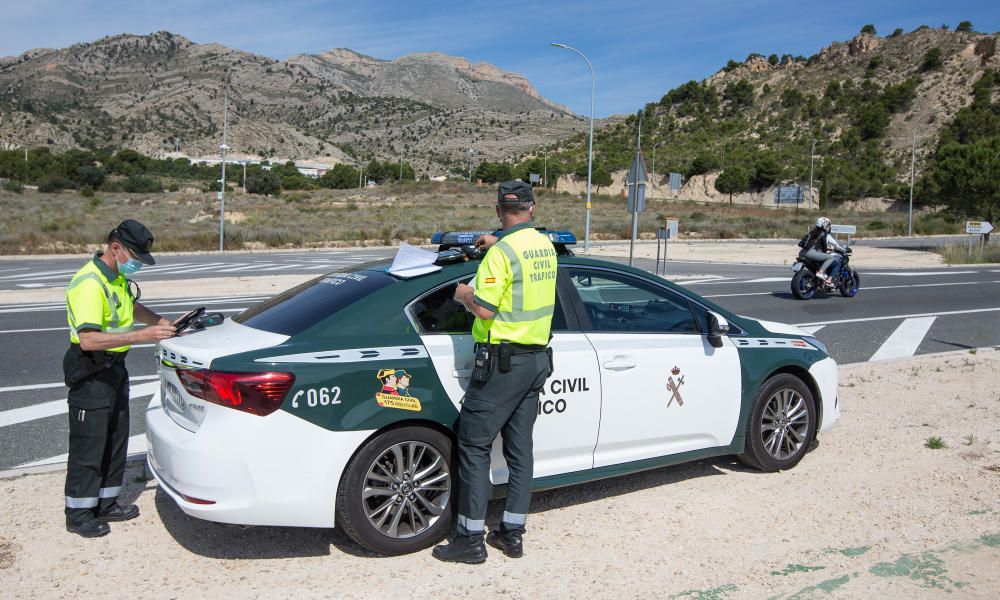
left=790, top=246, right=860, bottom=300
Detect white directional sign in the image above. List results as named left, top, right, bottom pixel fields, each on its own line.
left=830, top=224, right=856, bottom=235
left=966, top=221, right=994, bottom=234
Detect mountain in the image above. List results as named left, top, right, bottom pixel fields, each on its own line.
left=544, top=25, right=1000, bottom=206
left=0, top=31, right=585, bottom=173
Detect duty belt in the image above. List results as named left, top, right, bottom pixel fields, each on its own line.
left=506, top=342, right=547, bottom=354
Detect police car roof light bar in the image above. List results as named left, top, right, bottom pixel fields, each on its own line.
left=432, top=228, right=577, bottom=256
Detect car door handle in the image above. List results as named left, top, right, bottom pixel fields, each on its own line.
left=602, top=357, right=637, bottom=371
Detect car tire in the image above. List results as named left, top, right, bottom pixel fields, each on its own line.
left=790, top=269, right=816, bottom=300
left=738, top=374, right=817, bottom=472
left=336, top=426, right=454, bottom=555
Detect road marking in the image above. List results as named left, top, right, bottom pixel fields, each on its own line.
left=794, top=306, right=1000, bottom=327
left=0, top=267, right=29, bottom=274
left=0, top=268, right=77, bottom=281
left=170, top=263, right=242, bottom=274
left=0, top=326, right=68, bottom=334
left=0, top=375, right=158, bottom=394
left=222, top=263, right=280, bottom=272
left=865, top=271, right=977, bottom=276
left=742, top=277, right=790, bottom=283
left=869, top=317, right=937, bottom=361
left=16, top=434, right=147, bottom=468
left=801, top=325, right=825, bottom=334
left=704, top=280, right=1000, bottom=298
left=0, top=381, right=159, bottom=427
left=15, top=283, right=48, bottom=288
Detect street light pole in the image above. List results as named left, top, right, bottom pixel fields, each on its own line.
left=809, top=139, right=819, bottom=209
left=468, top=147, right=474, bottom=182
left=551, top=42, right=595, bottom=253
left=652, top=141, right=665, bottom=199
left=908, top=127, right=916, bottom=237
left=543, top=152, right=547, bottom=188
left=219, top=78, right=230, bottom=252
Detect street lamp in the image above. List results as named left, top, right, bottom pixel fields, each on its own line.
left=468, top=147, right=475, bottom=182
left=651, top=141, right=665, bottom=199
left=218, top=78, right=230, bottom=252
left=809, top=139, right=821, bottom=209
left=551, top=42, right=595, bottom=253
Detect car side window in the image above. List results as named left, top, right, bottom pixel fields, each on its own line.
left=410, top=280, right=569, bottom=334
left=568, top=268, right=699, bottom=334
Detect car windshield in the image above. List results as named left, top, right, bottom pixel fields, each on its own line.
left=234, top=268, right=395, bottom=336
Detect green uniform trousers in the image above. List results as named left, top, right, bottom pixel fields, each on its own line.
left=456, top=350, right=550, bottom=538
left=64, top=362, right=130, bottom=524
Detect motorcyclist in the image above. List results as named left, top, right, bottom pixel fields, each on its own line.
left=798, top=217, right=849, bottom=285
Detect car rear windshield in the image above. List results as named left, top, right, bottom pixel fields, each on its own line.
left=233, top=269, right=395, bottom=336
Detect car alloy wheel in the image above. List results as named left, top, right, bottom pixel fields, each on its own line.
left=760, top=388, right=810, bottom=460
left=362, top=440, right=451, bottom=539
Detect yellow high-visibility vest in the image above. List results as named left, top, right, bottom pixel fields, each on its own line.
left=66, top=254, right=134, bottom=352
left=472, top=222, right=557, bottom=346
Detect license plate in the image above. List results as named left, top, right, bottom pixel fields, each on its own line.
left=163, top=381, right=187, bottom=414
left=791, top=263, right=803, bottom=272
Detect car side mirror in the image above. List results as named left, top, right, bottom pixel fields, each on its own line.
left=192, top=312, right=225, bottom=330
left=707, top=311, right=730, bottom=348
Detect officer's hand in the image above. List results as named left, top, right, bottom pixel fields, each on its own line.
left=475, top=234, right=498, bottom=250
left=140, top=324, right=176, bottom=342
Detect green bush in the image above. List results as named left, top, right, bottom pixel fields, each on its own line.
left=122, top=175, right=163, bottom=194
left=38, top=174, right=74, bottom=193
left=80, top=185, right=95, bottom=197
left=2, top=179, right=24, bottom=193
left=921, top=47, right=943, bottom=72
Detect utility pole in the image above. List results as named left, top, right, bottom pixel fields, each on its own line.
left=468, top=147, right=474, bottom=182
left=543, top=153, right=547, bottom=188
left=399, top=156, right=403, bottom=182
left=651, top=141, right=665, bottom=199
left=809, top=139, right=820, bottom=209
left=908, top=128, right=916, bottom=237
left=219, top=78, right=230, bottom=252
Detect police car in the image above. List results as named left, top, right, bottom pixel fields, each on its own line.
left=146, top=230, right=838, bottom=555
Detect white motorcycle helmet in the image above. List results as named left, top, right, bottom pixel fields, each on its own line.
left=815, top=216, right=831, bottom=232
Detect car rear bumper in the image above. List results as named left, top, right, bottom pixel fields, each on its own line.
left=146, top=392, right=374, bottom=527
left=809, top=357, right=840, bottom=432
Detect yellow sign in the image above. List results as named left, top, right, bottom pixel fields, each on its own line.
left=376, top=393, right=422, bottom=411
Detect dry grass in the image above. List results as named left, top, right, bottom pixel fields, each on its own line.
left=0, top=537, right=18, bottom=569
left=0, top=182, right=964, bottom=254
left=934, top=242, right=1000, bottom=264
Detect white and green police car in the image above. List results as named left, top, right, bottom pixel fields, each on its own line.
left=146, top=230, right=838, bottom=555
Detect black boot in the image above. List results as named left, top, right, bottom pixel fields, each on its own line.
left=97, top=502, right=140, bottom=522
left=486, top=528, right=523, bottom=558
left=432, top=535, right=487, bottom=564
left=66, top=518, right=110, bottom=538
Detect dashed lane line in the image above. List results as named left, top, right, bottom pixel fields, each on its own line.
left=793, top=306, right=1000, bottom=327
left=0, top=381, right=159, bottom=428
left=17, top=433, right=147, bottom=468
left=704, top=279, right=1000, bottom=298
left=0, top=375, right=158, bottom=394
left=869, top=317, right=938, bottom=361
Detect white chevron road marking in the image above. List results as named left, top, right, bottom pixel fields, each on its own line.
left=869, top=317, right=937, bottom=361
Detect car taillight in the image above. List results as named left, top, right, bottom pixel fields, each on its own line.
left=176, top=369, right=295, bottom=416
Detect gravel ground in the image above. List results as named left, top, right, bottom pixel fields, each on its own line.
left=1, top=349, right=998, bottom=599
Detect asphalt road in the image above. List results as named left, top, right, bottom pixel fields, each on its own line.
left=0, top=251, right=997, bottom=471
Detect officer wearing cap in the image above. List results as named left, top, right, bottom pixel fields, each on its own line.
left=62, top=219, right=176, bottom=537
left=433, top=181, right=557, bottom=563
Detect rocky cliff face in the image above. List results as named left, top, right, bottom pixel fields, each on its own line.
left=0, top=31, right=584, bottom=172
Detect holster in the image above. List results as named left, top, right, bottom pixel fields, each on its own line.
left=63, top=344, right=126, bottom=387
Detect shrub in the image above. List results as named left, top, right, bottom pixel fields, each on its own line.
left=122, top=175, right=163, bottom=193
left=38, top=174, right=74, bottom=193
left=80, top=185, right=95, bottom=197
left=921, top=47, right=943, bottom=72
left=956, top=21, right=973, bottom=33
left=860, top=24, right=877, bottom=35
left=2, top=179, right=24, bottom=193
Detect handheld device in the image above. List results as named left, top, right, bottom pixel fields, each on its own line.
left=172, top=307, right=206, bottom=334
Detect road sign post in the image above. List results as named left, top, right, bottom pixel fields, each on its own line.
left=966, top=221, right=994, bottom=258
left=626, top=116, right=649, bottom=267
left=830, top=223, right=856, bottom=246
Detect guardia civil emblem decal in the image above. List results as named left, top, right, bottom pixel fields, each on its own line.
left=666, top=366, right=685, bottom=408
left=375, top=368, right=422, bottom=411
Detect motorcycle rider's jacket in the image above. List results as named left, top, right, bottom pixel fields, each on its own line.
left=798, top=228, right=846, bottom=254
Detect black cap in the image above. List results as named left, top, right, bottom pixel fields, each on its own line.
left=497, top=180, right=535, bottom=204
left=112, top=219, right=156, bottom=265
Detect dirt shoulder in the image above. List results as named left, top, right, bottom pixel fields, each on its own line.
left=1, top=350, right=998, bottom=598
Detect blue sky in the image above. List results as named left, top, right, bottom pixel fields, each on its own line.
left=2, top=0, right=998, bottom=117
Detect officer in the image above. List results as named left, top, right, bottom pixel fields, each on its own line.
left=63, top=220, right=176, bottom=537
left=433, top=181, right=557, bottom=563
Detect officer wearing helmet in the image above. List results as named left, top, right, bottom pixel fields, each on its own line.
left=798, top=216, right=848, bottom=284
left=62, top=219, right=176, bottom=537
left=433, top=181, right=556, bottom=564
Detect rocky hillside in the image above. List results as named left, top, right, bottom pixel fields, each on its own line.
left=0, top=31, right=585, bottom=173
left=545, top=25, right=1000, bottom=206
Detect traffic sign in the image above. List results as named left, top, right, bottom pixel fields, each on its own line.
left=626, top=152, right=649, bottom=214
left=966, top=221, right=994, bottom=235
left=830, top=224, right=856, bottom=235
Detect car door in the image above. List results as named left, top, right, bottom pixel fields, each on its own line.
left=410, top=272, right=601, bottom=480
left=566, top=267, right=741, bottom=468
